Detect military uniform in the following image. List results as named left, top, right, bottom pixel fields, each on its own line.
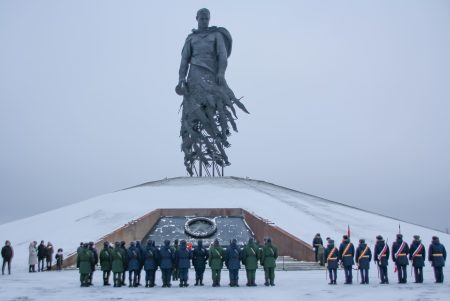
left=172, top=239, right=180, bottom=281
left=225, top=239, right=242, bottom=287
left=175, top=240, right=192, bottom=287
left=392, top=234, right=409, bottom=284
left=159, top=240, right=174, bottom=287
left=111, top=242, right=125, bottom=287
left=261, top=238, right=278, bottom=286
left=127, top=242, right=141, bottom=287
left=355, top=239, right=372, bottom=284
left=119, top=241, right=128, bottom=285
left=99, top=242, right=112, bottom=286
left=209, top=239, right=224, bottom=287
left=144, top=240, right=159, bottom=287
left=87, top=242, right=98, bottom=286
left=339, top=235, right=355, bottom=284
left=324, top=240, right=339, bottom=285
left=374, top=235, right=390, bottom=284
left=192, top=240, right=208, bottom=286
left=77, top=244, right=94, bottom=287
left=409, top=235, right=426, bottom=283
left=242, top=238, right=259, bottom=286
left=428, top=236, right=447, bottom=283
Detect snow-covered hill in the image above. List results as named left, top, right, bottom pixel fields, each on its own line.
left=1, top=177, right=448, bottom=269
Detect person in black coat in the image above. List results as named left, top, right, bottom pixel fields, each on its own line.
left=374, top=235, right=390, bottom=284
left=135, top=241, right=144, bottom=286
left=37, top=240, right=47, bottom=272
left=409, top=235, right=426, bottom=283
left=192, top=239, right=209, bottom=286
left=312, top=233, right=323, bottom=262
left=428, top=236, right=447, bottom=283
left=324, top=239, right=339, bottom=285
left=1, top=240, right=14, bottom=275
left=392, top=234, right=409, bottom=284
left=225, top=239, right=242, bottom=287
left=175, top=240, right=192, bottom=287
left=339, top=235, right=355, bottom=284
left=159, top=240, right=174, bottom=287
left=144, top=240, right=159, bottom=287
left=355, top=239, right=372, bottom=284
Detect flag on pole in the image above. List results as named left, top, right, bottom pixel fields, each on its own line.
left=348, top=224, right=351, bottom=238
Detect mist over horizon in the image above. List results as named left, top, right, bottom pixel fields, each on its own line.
left=1, top=1, right=449, bottom=233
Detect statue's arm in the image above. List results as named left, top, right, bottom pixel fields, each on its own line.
left=178, top=38, right=191, bottom=83
left=216, top=33, right=228, bottom=85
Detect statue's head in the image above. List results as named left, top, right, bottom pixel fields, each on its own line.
left=196, top=8, right=210, bottom=30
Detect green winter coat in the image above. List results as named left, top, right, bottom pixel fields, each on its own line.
left=111, top=247, right=124, bottom=273
left=100, top=247, right=112, bottom=272
left=243, top=243, right=260, bottom=270
left=261, top=242, right=278, bottom=268
left=208, top=245, right=224, bottom=269
left=77, top=248, right=94, bottom=274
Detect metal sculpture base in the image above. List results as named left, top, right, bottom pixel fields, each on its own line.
left=192, top=160, right=224, bottom=177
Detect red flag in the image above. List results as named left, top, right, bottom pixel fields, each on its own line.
left=347, top=224, right=350, bottom=238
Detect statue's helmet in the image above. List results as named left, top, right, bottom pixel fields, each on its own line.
left=196, top=8, right=210, bottom=18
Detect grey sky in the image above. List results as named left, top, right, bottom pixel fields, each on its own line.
left=1, top=1, right=449, bottom=232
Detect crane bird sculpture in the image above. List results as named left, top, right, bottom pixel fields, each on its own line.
left=176, top=8, right=249, bottom=176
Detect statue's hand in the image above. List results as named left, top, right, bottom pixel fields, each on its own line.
left=216, top=74, right=225, bottom=86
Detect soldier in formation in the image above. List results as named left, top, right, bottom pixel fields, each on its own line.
left=159, top=240, right=174, bottom=287
left=339, top=235, right=355, bottom=284
left=225, top=238, right=242, bottom=287
left=261, top=238, right=278, bottom=286
left=192, top=239, right=208, bottom=286
left=409, top=235, right=425, bottom=283
left=324, top=239, right=339, bottom=285
left=374, top=235, right=389, bottom=284
left=99, top=242, right=112, bottom=286
left=429, top=236, right=447, bottom=283
left=77, top=243, right=94, bottom=287
left=208, top=238, right=224, bottom=287
left=242, top=238, right=259, bottom=286
left=144, top=240, right=158, bottom=287
left=174, top=240, right=192, bottom=287
left=392, top=234, right=409, bottom=284
left=355, top=239, right=372, bottom=284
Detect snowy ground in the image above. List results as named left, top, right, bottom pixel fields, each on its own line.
left=1, top=269, right=449, bottom=301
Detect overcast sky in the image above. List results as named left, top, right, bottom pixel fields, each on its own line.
left=1, top=1, right=449, bottom=232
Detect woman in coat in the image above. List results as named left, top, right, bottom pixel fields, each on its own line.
left=28, top=241, right=38, bottom=273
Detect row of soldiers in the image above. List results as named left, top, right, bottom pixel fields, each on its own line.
left=320, top=234, right=447, bottom=285
left=77, top=237, right=278, bottom=288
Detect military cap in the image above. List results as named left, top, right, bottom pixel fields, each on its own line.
left=376, top=235, right=383, bottom=240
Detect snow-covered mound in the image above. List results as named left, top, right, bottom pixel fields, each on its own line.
left=1, top=177, right=448, bottom=269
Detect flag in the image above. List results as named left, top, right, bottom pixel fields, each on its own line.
left=347, top=224, right=351, bottom=238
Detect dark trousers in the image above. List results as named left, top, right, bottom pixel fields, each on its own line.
left=360, top=268, right=369, bottom=284
left=129, top=270, right=138, bottom=286
left=211, top=269, right=221, bottom=285
left=172, top=267, right=179, bottom=280
left=194, top=266, right=205, bottom=283
left=29, top=265, right=36, bottom=272
left=145, top=269, right=156, bottom=286
left=2, top=259, right=11, bottom=274
left=397, top=265, right=407, bottom=283
left=434, top=267, right=444, bottom=283
left=113, top=272, right=122, bottom=287
left=88, top=268, right=95, bottom=284
left=314, top=248, right=319, bottom=262
left=328, top=268, right=337, bottom=283
left=103, top=270, right=111, bottom=284
left=264, top=267, right=275, bottom=285
left=121, top=269, right=126, bottom=285
left=179, top=268, right=189, bottom=283
left=344, top=266, right=353, bottom=283
left=80, top=273, right=89, bottom=286
left=246, top=269, right=256, bottom=285
left=379, top=265, right=389, bottom=283
left=46, top=258, right=52, bottom=270
left=229, top=269, right=239, bottom=286
left=161, top=268, right=172, bottom=286
left=38, top=258, right=45, bottom=271
left=413, top=267, right=423, bottom=283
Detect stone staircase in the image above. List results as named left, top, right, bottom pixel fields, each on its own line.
left=270, top=256, right=325, bottom=271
